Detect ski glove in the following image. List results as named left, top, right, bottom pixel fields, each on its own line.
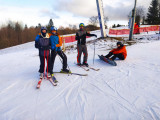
left=35, top=41, right=39, bottom=48
left=94, top=35, right=97, bottom=38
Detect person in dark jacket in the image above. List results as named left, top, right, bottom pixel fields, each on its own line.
left=104, top=41, right=127, bottom=61
left=49, top=26, right=70, bottom=74
left=35, top=27, right=52, bottom=78
left=76, top=23, right=97, bottom=67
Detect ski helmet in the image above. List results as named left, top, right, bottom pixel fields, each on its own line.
left=50, top=26, right=57, bottom=31
left=79, top=23, right=85, bottom=27
left=117, top=41, right=123, bottom=46
left=41, top=26, right=47, bottom=31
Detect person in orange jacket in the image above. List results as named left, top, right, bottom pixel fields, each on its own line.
left=104, top=42, right=127, bottom=61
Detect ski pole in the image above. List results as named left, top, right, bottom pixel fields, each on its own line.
left=93, top=39, right=96, bottom=65
left=44, top=50, right=45, bottom=79
left=47, top=50, right=49, bottom=79
left=93, top=38, right=99, bottom=64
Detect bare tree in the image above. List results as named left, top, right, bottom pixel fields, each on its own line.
left=104, top=16, right=109, bottom=28
left=89, top=16, right=99, bottom=26
left=128, top=6, right=146, bottom=25
left=72, top=25, right=77, bottom=30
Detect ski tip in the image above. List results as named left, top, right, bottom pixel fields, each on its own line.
left=82, top=74, right=88, bottom=76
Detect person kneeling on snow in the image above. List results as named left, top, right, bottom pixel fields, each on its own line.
left=76, top=23, right=97, bottom=67
left=35, top=27, right=52, bottom=78
left=49, top=26, right=70, bottom=74
left=104, top=42, right=127, bottom=61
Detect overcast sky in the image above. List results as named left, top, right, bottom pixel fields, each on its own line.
left=0, top=0, right=151, bottom=28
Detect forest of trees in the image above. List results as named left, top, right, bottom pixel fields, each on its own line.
left=0, top=22, right=40, bottom=49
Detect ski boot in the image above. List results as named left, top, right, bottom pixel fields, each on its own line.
left=61, top=68, right=71, bottom=73
left=77, top=63, right=82, bottom=66
left=40, top=73, right=43, bottom=79
left=83, top=62, right=89, bottom=67
left=47, top=73, right=51, bottom=78
left=51, top=73, right=58, bottom=83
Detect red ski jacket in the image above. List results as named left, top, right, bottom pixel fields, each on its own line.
left=110, top=46, right=127, bottom=59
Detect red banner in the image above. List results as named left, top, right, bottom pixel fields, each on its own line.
left=109, top=25, right=160, bottom=35
left=60, top=35, right=90, bottom=43
left=60, top=35, right=76, bottom=43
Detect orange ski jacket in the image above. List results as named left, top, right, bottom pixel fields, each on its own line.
left=110, top=46, right=127, bottom=59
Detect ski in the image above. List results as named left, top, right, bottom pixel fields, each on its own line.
left=36, top=78, right=43, bottom=89
left=87, top=66, right=100, bottom=71
left=48, top=77, right=57, bottom=86
left=54, top=72, right=88, bottom=76
left=80, top=65, right=90, bottom=71
left=74, top=62, right=89, bottom=71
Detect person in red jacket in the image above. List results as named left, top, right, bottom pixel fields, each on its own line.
left=104, top=42, right=127, bottom=61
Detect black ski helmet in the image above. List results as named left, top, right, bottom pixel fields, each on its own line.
left=117, top=41, right=123, bottom=46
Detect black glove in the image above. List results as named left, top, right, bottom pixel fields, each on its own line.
left=94, top=35, right=97, bottom=38
left=35, top=42, right=39, bottom=48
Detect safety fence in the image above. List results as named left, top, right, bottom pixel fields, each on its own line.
left=61, top=35, right=91, bottom=43
left=109, top=25, right=160, bottom=35
left=61, top=35, right=76, bottom=43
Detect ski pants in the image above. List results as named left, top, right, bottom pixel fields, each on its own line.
left=39, top=54, right=52, bottom=74
left=51, top=50, right=67, bottom=73
left=105, top=52, right=124, bottom=61
left=77, top=44, right=88, bottom=64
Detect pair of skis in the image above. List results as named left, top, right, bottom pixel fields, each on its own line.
left=54, top=71, right=88, bottom=76
left=36, top=76, right=57, bottom=89
left=36, top=71, right=88, bottom=89
left=74, top=63, right=100, bottom=71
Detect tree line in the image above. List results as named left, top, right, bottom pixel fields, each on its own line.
left=0, top=19, right=100, bottom=49
left=0, top=22, right=40, bottom=49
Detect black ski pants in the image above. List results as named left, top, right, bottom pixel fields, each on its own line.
left=51, top=50, right=67, bottom=73
left=39, top=55, right=52, bottom=74
left=105, top=52, right=124, bottom=61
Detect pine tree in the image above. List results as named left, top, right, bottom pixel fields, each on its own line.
left=48, top=19, right=54, bottom=27
left=146, top=0, right=160, bottom=25
left=25, top=24, right=28, bottom=29
left=47, top=19, right=54, bottom=32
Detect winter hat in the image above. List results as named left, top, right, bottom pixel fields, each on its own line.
left=117, top=41, right=123, bottom=46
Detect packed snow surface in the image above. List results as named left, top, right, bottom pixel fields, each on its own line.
left=0, top=33, right=160, bottom=120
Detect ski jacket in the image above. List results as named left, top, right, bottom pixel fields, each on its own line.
left=110, top=46, right=127, bottom=59
left=76, top=30, right=96, bottom=45
left=35, top=33, right=51, bottom=56
left=50, top=33, right=62, bottom=51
